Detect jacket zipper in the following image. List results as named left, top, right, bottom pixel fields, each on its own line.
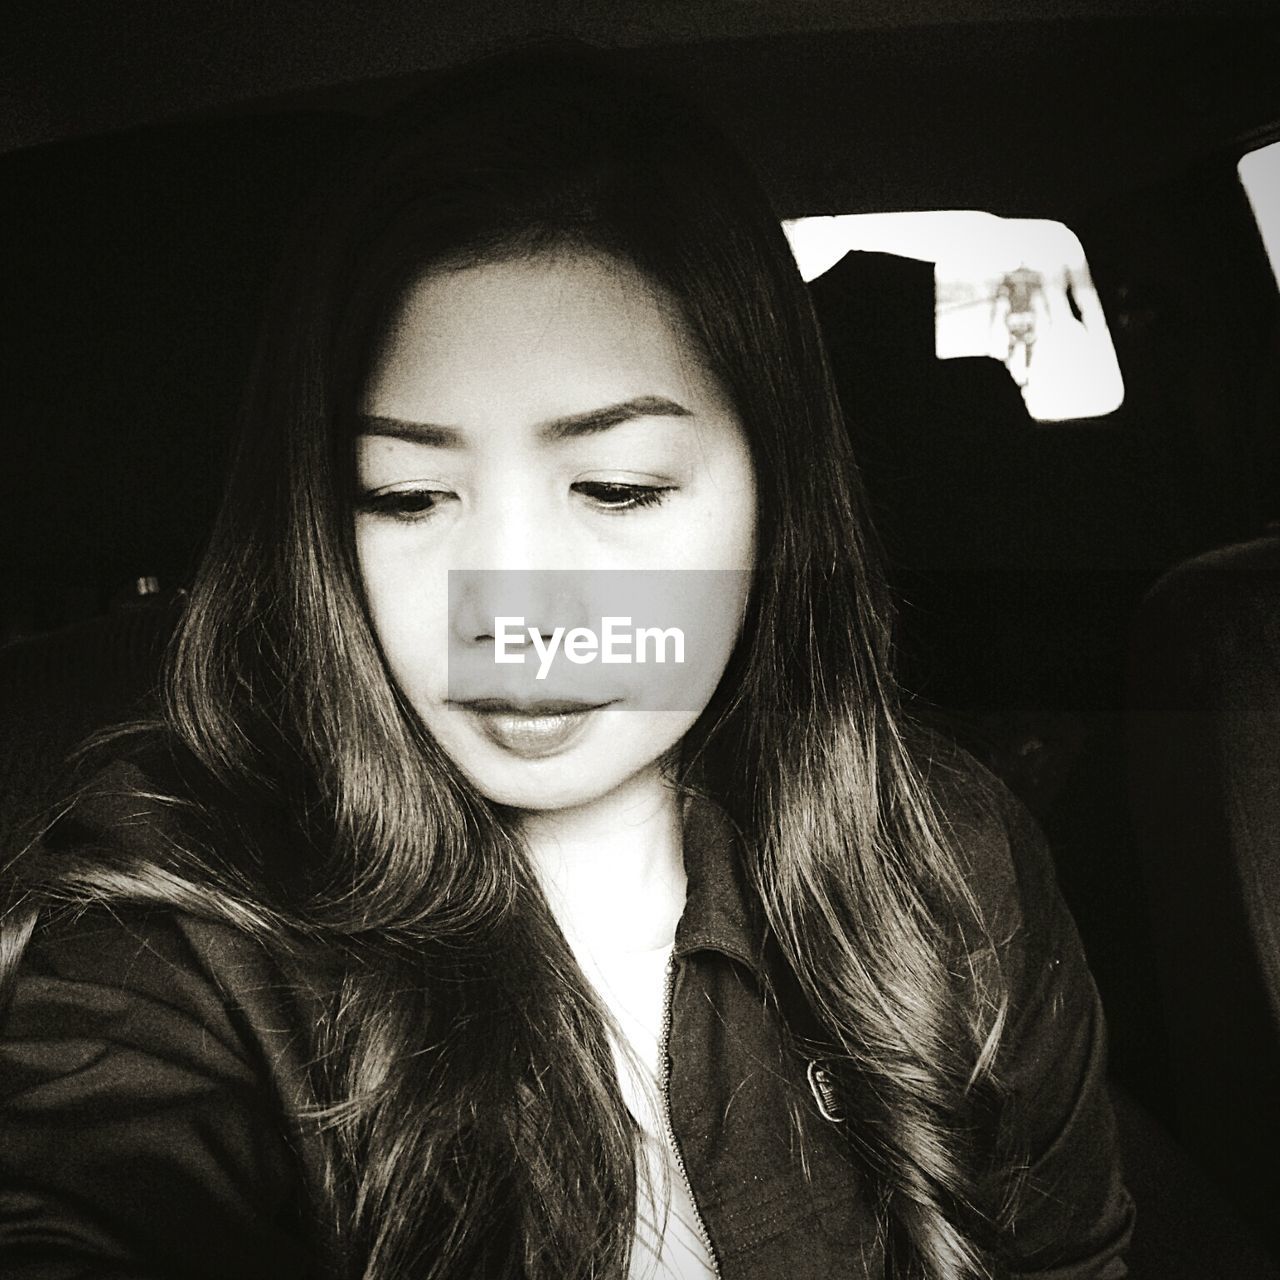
left=657, top=949, right=723, bottom=1278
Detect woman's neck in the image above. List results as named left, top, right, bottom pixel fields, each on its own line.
left=517, top=766, right=687, bottom=954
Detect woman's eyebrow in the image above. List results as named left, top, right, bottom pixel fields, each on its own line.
left=536, top=396, right=691, bottom=441
left=356, top=396, right=691, bottom=447
left=357, top=415, right=463, bottom=447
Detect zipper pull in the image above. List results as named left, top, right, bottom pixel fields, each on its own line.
left=807, top=1059, right=845, bottom=1123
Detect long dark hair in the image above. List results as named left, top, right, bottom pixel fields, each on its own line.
left=2, top=43, right=1019, bottom=1280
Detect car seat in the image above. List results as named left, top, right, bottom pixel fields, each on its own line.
left=0, top=591, right=181, bottom=848
left=1126, top=532, right=1280, bottom=1255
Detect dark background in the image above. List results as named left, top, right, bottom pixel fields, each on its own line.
left=3, top=10, right=1279, bottom=633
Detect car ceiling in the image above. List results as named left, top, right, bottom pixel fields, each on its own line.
left=4, top=1, right=1280, bottom=219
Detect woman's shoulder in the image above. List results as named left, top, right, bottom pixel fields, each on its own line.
left=24, top=899, right=314, bottom=1033
left=908, top=722, right=1075, bottom=1006
left=16, top=900, right=325, bottom=1123
left=8, top=749, right=330, bottom=1114
left=911, top=722, right=1049, bottom=883
left=910, top=725, right=1137, bottom=1273
left=0, top=740, right=351, bottom=1277
left=3, top=909, right=328, bottom=1280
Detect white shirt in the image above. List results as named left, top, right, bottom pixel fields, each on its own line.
left=564, top=930, right=718, bottom=1280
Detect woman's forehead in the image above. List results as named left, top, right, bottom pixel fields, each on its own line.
left=361, top=250, right=730, bottom=430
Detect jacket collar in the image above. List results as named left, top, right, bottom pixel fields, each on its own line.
left=675, top=793, right=768, bottom=980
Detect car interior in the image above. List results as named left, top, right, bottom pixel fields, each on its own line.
left=3, top=2, right=1279, bottom=1274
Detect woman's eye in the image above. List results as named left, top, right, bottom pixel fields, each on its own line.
left=356, top=487, right=453, bottom=521
left=573, top=481, right=674, bottom=512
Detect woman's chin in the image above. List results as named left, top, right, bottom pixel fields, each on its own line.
left=462, top=755, right=633, bottom=812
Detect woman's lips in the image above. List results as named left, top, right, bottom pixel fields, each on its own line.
left=456, top=699, right=608, bottom=759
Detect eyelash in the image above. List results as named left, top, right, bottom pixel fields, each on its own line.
left=355, top=482, right=674, bottom=520
left=355, top=488, right=449, bottom=521
left=571, top=481, right=674, bottom=511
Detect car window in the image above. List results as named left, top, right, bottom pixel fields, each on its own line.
left=1238, top=139, right=1280, bottom=294
left=785, top=212, right=1124, bottom=423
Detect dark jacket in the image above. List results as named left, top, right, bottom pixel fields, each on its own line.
left=0, top=749, right=1135, bottom=1279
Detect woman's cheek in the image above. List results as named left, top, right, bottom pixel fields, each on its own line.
left=357, top=532, right=452, bottom=704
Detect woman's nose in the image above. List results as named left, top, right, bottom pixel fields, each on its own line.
left=449, top=486, right=584, bottom=647
left=452, top=571, right=570, bottom=648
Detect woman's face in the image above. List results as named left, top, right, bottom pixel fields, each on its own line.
left=355, top=249, right=757, bottom=811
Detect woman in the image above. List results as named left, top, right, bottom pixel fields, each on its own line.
left=0, top=44, right=1134, bottom=1280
